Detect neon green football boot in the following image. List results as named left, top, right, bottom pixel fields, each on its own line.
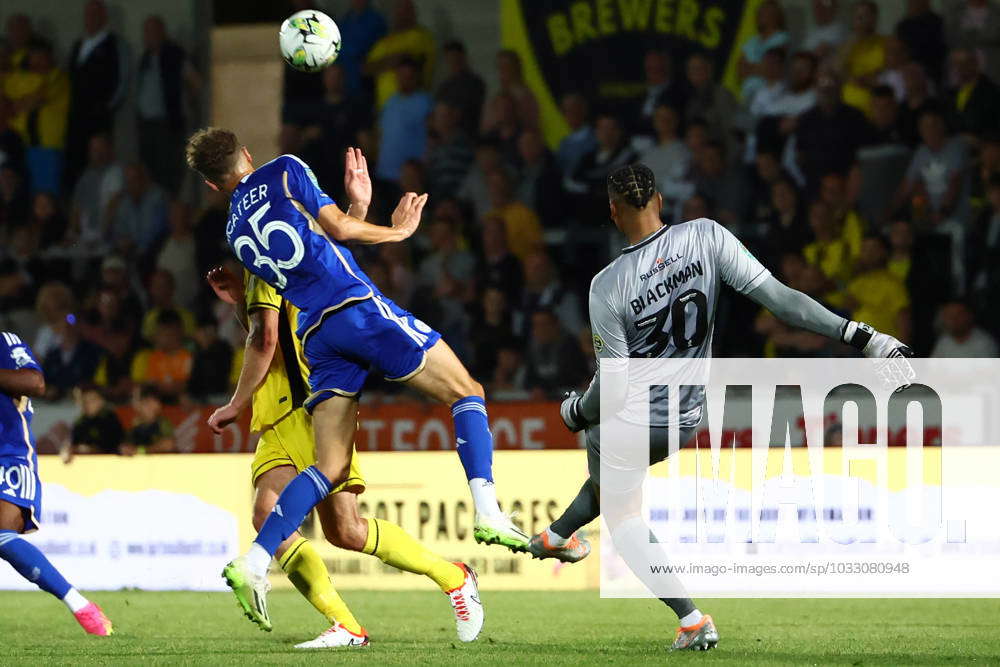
left=473, top=513, right=529, bottom=553
left=222, top=556, right=272, bottom=632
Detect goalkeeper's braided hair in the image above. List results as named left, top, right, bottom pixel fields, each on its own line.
left=607, top=163, right=656, bottom=209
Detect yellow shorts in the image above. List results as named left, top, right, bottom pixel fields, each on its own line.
left=250, top=407, right=365, bottom=494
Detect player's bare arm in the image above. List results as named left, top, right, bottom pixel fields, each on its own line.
left=312, top=144, right=425, bottom=243
left=317, top=191, right=426, bottom=244
left=0, top=368, right=46, bottom=398
left=343, top=146, right=371, bottom=221
left=207, top=308, right=279, bottom=434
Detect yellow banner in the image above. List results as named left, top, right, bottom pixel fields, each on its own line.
left=291, top=451, right=600, bottom=591
left=30, top=452, right=600, bottom=591
left=21, top=447, right=990, bottom=593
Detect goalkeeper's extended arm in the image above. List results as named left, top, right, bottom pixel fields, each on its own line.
left=746, top=275, right=912, bottom=358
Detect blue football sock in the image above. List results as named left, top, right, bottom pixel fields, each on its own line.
left=0, top=530, right=72, bottom=599
left=451, top=396, right=494, bottom=482
left=254, top=466, right=333, bottom=555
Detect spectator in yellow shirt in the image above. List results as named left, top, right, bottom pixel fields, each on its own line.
left=837, top=1, right=886, bottom=117
left=803, top=200, right=854, bottom=287
left=3, top=40, right=69, bottom=194
left=484, top=168, right=542, bottom=263
left=842, top=236, right=910, bottom=339
left=365, top=0, right=435, bottom=110
left=820, top=171, right=866, bottom=260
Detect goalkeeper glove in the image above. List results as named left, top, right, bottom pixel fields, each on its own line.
left=560, top=391, right=587, bottom=432
left=841, top=321, right=914, bottom=359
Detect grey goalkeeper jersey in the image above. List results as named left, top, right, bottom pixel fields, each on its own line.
left=581, top=218, right=770, bottom=427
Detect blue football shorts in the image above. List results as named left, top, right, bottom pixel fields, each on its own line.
left=0, top=454, right=42, bottom=533
left=303, top=294, right=441, bottom=411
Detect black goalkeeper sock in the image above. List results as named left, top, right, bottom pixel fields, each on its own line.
left=550, top=478, right=600, bottom=538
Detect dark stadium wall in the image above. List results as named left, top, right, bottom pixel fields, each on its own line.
left=209, top=24, right=284, bottom=163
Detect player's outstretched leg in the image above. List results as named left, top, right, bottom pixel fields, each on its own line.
left=0, top=502, right=112, bottom=636
left=224, top=395, right=357, bottom=631
left=245, top=464, right=364, bottom=640
left=316, top=493, right=485, bottom=642
left=603, top=493, right=718, bottom=651
left=404, top=340, right=529, bottom=553
left=608, top=512, right=718, bottom=650
left=529, top=477, right=597, bottom=562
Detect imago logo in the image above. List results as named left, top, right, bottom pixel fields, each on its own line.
left=645, top=382, right=949, bottom=546
left=596, top=358, right=1000, bottom=597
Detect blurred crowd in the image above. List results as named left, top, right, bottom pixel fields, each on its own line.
left=0, top=0, right=224, bottom=457
left=1, top=0, right=999, bottom=439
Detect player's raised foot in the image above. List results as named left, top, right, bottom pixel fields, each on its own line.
left=74, top=602, right=113, bottom=636
left=473, top=513, right=529, bottom=553
left=671, top=614, right=719, bottom=651
left=446, top=562, right=484, bottom=642
left=222, top=556, right=272, bottom=632
left=528, top=530, right=591, bottom=563
left=294, top=623, right=370, bottom=649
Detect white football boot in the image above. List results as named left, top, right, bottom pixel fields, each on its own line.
left=294, top=623, right=370, bottom=649
left=446, top=562, right=484, bottom=642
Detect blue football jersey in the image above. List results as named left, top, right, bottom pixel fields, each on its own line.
left=0, top=332, right=41, bottom=459
left=226, top=154, right=377, bottom=341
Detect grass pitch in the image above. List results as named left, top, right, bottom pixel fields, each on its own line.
left=0, top=590, right=998, bottom=665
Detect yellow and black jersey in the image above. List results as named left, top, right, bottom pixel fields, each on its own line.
left=245, top=272, right=310, bottom=432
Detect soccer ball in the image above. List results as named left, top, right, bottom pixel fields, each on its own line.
left=279, top=9, right=341, bottom=73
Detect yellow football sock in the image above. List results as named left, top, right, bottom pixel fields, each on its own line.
left=279, top=537, right=363, bottom=634
left=363, top=518, right=465, bottom=592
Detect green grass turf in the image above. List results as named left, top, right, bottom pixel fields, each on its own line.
left=1, top=591, right=998, bottom=665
